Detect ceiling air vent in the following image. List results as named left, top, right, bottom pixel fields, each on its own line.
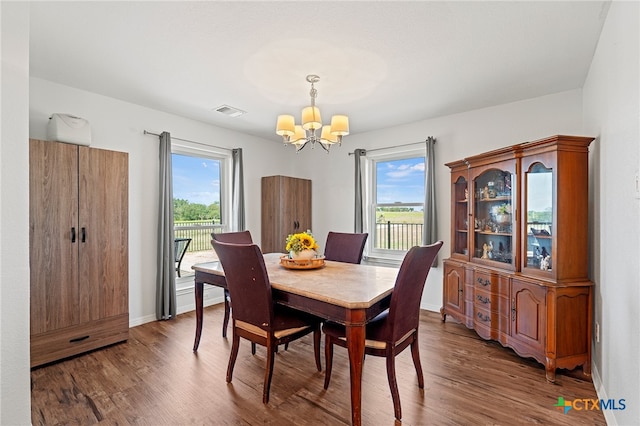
left=213, top=104, right=246, bottom=118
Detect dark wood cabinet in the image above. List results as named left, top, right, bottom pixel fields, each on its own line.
left=261, top=175, right=312, bottom=253
left=29, top=139, right=129, bottom=367
left=441, top=135, right=594, bottom=381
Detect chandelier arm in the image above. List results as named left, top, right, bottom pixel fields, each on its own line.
left=318, top=142, right=330, bottom=153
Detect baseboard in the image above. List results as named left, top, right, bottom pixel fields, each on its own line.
left=591, top=361, right=619, bottom=425
left=129, top=285, right=224, bottom=327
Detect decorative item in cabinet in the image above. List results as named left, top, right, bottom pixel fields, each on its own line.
left=472, top=165, right=515, bottom=268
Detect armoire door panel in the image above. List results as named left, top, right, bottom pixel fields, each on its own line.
left=29, top=139, right=80, bottom=334
left=79, top=147, right=129, bottom=323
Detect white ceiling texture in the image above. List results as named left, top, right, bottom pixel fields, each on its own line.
left=28, top=1, right=610, bottom=143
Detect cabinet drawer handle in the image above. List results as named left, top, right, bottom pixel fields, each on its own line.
left=69, top=335, right=90, bottom=343
left=476, top=312, right=490, bottom=322
left=512, top=300, right=516, bottom=321
left=476, top=295, right=490, bottom=305
left=477, top=277, right=491, bottom=287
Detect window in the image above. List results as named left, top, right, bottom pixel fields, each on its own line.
left=172, top=144, right=231, bottom=284
left=364, top=146, right=425, bottom=264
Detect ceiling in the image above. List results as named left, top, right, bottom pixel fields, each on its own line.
left=28, top=1, right=610, bottom=143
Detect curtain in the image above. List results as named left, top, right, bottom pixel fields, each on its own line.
left=156, top=131, right=176, bottom=320
left=231, top=148, right=245, bottom=231
left=354, top=148, right=366, bottom=233
left=423, top=137, right=438, bottom=264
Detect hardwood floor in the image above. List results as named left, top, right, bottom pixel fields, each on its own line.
left=31, top=305, right=605, bottom=425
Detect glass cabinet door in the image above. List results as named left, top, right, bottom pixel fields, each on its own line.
left=452, top=176, right=469, bottom=256
left=473, top=169, right=513, bottom=265
left=524, top=163, right=553, bottom=272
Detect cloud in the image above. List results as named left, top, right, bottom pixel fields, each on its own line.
left=386, top=162, right=425, bottom=179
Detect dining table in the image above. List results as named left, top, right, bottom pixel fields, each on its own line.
left=191, top=252, right=399, bottom=426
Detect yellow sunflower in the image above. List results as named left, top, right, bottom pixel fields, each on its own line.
left=285, top=231, right=319, bottom=253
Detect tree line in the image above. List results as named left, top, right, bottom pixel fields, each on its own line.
left=174, top=199, right=221, bottom=222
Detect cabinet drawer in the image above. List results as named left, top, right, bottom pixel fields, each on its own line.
left=31, top=313, right=128, bottom=368
left=474, top=270, right=509, bottom=295
left=474, top=306, right=509, bottom=335
left=474, top=287, right=509, bottom=313
left=474, top=306, right=493, bottom=327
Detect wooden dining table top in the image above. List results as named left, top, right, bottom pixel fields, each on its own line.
left=192, top=252, right=399, bottom=309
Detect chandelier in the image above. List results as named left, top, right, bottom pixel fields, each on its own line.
left=276, top=74, right=349, bottom=153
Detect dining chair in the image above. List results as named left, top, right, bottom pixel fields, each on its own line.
left=211, top=231, right=253, bottom=338
left=174, top=238, right=192, bottom=277
left=323, top=231, right=368, bottom=264
left=211, top=239, right=322, bottom=404
left=322, top=240, right=443, bottom=420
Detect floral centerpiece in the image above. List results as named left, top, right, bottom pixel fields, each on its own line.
left=286, top=231, right=319, bottom=260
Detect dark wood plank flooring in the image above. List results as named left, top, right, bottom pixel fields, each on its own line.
left=31, top=305, right=605, bottom=425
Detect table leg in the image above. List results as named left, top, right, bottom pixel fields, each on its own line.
left=346, top=311, right=366, bottom=426
left=193, top=280, right=204, bottom=351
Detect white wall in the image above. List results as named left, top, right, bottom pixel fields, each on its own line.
left=0, top=2, right=32, bottom=424
left=304, top=89, right=584, bottom=312
left=583, top=1, right=640, bottom=424
left=29, top=77, right=300, bottom=325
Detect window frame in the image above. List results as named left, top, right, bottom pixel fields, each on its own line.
left=363, top=145, right=426, bottom=265
left=171, top=142, right=232, bottom=289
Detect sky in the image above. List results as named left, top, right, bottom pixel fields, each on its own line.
left=376, top=156, right=425, bottom=204
left=172, top=153, right=221, bottom=205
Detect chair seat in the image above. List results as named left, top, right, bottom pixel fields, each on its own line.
left=237, top=306, right=318, bottom=339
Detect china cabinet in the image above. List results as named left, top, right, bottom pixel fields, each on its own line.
left=261, top=175, right=312, bottom=253
left=29, top=139, right=129, bottom=367
left=441, top=135, right=594, bottom=381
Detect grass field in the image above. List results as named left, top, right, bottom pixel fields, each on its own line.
left=376, top=210, right=423, bottom=224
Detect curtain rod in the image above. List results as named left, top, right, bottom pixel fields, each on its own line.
left=143, top=130, right=233, bottom=152
left=347, top=139, right=435, bottom=156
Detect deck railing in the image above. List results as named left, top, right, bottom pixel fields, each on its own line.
left=175, top=220, right=424, bottom=252
left=373, top=221, right=424, bottom=250
left=174, top=220, right=225, bottom=252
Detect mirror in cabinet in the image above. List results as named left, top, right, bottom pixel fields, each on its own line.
left=524, top=163, right=553, bottom=272
left=453, top=175, right=469, bottom=257
left=473, top=169, right=513, bottom=266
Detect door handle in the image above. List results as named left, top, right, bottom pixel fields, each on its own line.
left=71, top=227, right=76, bottom=243
left=81, top=227, right=86, bottom=243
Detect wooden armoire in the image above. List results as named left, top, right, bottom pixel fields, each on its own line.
left=261, top=175, right=312, bottom=253
left=29, top=139, right=129, bottom=368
